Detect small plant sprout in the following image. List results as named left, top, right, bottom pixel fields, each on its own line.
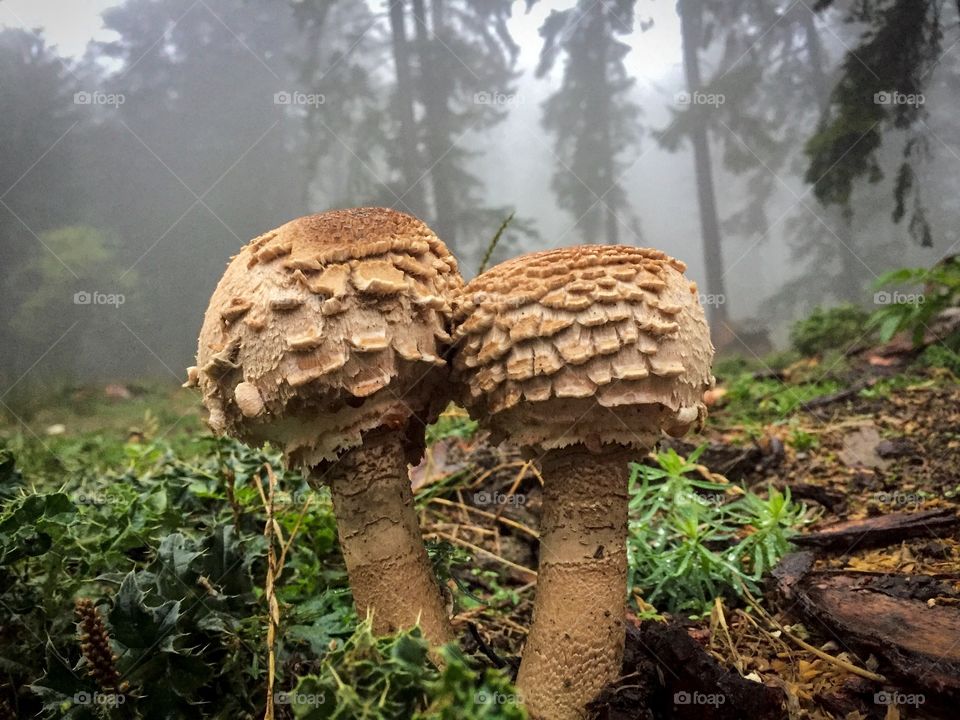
left=868, top=256, right=960, bottom=345
left=628, top=447, right=816, bottom=615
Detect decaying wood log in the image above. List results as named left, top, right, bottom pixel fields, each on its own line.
left=792, top=508, right=960, bottom=552
left=800, top=378, right=875, bottom=412
left=772, top=482, right=847, bottom=513
left=774, top=552, right=960, bottom=695
left=588, top=621, right=784, bottom=720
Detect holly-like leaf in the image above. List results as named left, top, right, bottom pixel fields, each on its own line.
left=0, top=492, right=75, bottom=564
left=155, top=533, right=202, bottom=598
left=0, top=449, right=23, bottom=500
left=165, top=651, right=213, bottom=695
left=29, top=641, right=96, bottom=713
left=138, top=682, right=196, bottom=720
left=198, top=524, right=253, bottom=599
left=110, top=571, right=181, bottom=652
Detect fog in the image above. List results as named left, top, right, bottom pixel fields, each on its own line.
left=1, top=0, right=957, bottom=396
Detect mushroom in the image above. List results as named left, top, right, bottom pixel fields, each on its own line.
left=191, top=207, right=461, bottom=646
left=450, top=245, right=714, bottom=720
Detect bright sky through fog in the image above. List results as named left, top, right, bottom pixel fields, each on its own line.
left=0, top=0, right=124, bottom=56
left=0, top=0, right=683, bottom=84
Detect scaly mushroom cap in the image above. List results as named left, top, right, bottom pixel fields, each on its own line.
left=188, top=208, right=462, bottom=468
left=451, top=245, right=714, bottom=452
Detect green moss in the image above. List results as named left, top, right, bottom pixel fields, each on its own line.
left=790, top=304, right=873, bottom=357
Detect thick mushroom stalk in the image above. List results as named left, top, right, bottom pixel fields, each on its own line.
left=322, top=431, right=450, bottom=642
left=450, top=245, right=714, bottom=719
left=516, top=446, right=631, bottom=719
left=190, top=208, right=462, bottom=648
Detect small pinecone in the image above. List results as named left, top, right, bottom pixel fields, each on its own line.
left=74, top=598, right=127, bottom=694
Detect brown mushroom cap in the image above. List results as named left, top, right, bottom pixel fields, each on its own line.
left=189, top=208, right=462, bottom=468
left=451, top=245, right=714, bottom=452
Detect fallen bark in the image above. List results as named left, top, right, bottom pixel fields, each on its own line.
left=800, top=378, right=875, bottom=411
left=659, top=438, right=772, bottom=482
left=792, top=508, right=960, bottom=552
left=588, top=621, right=784, bottom=720
left=772, top=482, right=847, bottom=513
left=774, top=553, right=960, bottom=695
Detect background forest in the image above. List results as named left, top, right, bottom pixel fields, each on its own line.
left=1, top=0, right=958, bottom=392
left=3, top=3, right=960, bottom=719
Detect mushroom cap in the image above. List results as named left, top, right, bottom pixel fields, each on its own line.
left=451, top=245, right=714, bottom=453
left=189, top=208, right=462, bottom=468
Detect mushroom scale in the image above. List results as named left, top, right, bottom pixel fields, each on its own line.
left=193, top=207, right=461, bottom=468
left=450, top=245, right=714, bottom=720
left=189, top=207, right=461, bottom=648
left=451, top=244, right=714, bottom=454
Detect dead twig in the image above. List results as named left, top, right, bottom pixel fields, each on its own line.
left=800, top=378, right=875, bottom=412
left=464, top=461, right=529, bottom=490
left=494, top=460, right=531, bottom=521
left=428, top=530, right=537, bottom=579
left=468, top=622, right=507, bottom=668
left=254, top=465, right=313, bottom=720
left=739, top=581, right=886, bottom=683
left=427, top=497, right=539, bottom=539
left=710, top=598, right=743, bottom=674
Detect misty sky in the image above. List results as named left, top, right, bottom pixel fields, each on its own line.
left=1, top=0, right=953, bottom=388
left=0, top=0, right=682, bottom=76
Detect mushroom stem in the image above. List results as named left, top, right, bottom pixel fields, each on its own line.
left=320, top=430, right=453, bottom=646
left=516, top=444, right=633, bottom=720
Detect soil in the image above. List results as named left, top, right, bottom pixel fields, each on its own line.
left=417, top=363, right=960, bottom=720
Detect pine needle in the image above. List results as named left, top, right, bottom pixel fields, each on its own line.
left=477, top=211, right=514, bottom=275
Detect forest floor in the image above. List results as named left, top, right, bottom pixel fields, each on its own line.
left=414, top=350, right=960, bottom=720
left=1, top=343, right=958, bottom=719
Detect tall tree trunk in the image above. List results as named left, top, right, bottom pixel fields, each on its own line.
left=412, top=0, right=458, bottom=245
left=803, top=10, right=862, bottom=303
left=388, top=0, right=427, bottom=218
left=583, top=2, right=620, bottom=246
left=606, top=203, right=620, bottom=244
left=679, top=0, right=729, bottom=332
left=596, top=5, right=620, bottom=245
left=837, top=225, right=863, bottom=301
left=296, top=6, right=331, bottom=211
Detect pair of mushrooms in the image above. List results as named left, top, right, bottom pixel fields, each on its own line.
left=188, top=208, right=714, bottom=720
